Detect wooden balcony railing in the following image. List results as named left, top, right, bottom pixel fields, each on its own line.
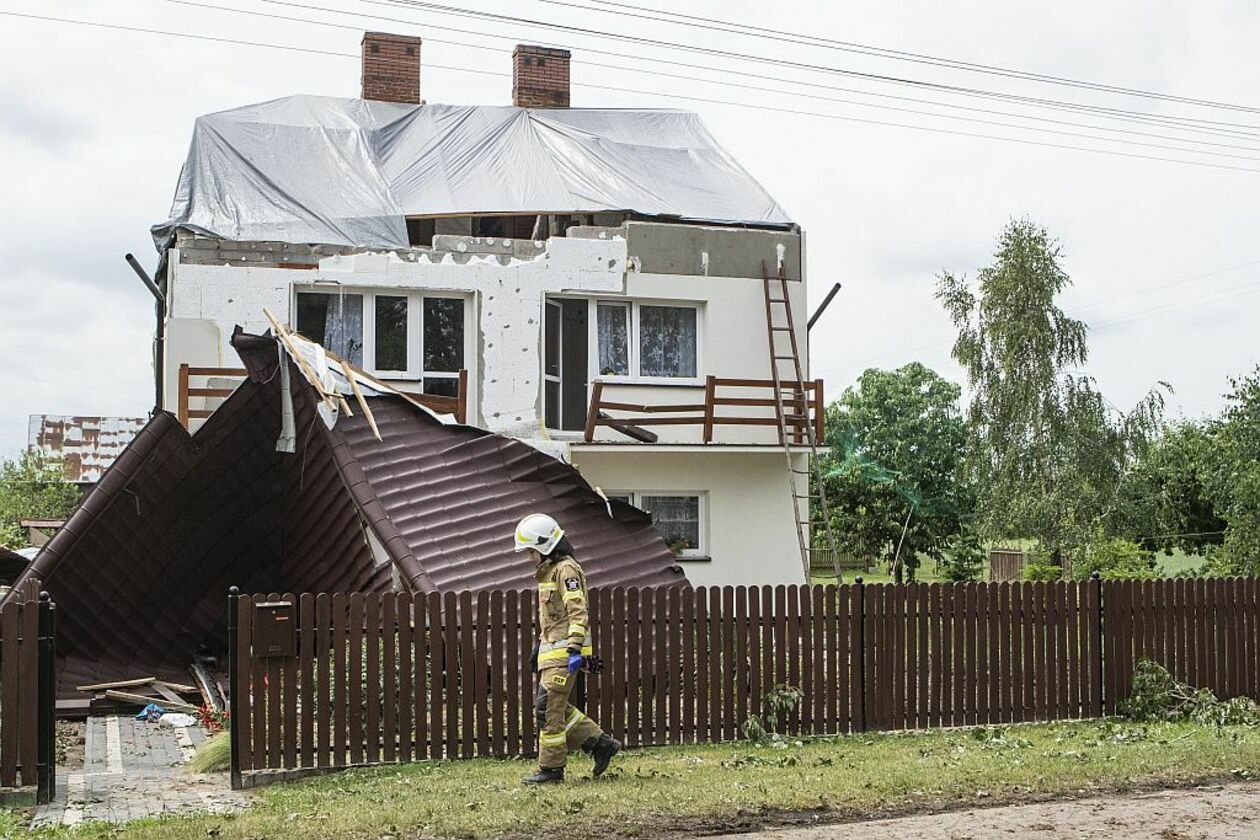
left=180, top=364, right=470, bottom=428
left=397, top=369, right=469, bottom=424
left=178, top=364, right=247, bottom=430
left=583, top=376, right=824, bottom=444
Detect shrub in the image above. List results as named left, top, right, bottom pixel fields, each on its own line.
left=1022, top=562, right=1063, bottom=582
left=940, top=530, right=984, bottom=582
left=1075, top=537, right=1160, bottom=580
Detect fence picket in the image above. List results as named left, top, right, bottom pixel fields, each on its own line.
left=331, top=593, right=348, bottom=767
left=382, top=594, right=397, bottom=763
left=315, top=594, right=330, bottom=768
left=364, top=594, right=380, bottom=765
left=474, top=591, right=490, bottom=757
left=626, top=588, right=642, bottom=747
left=299, top=594, right=315, bottom=767
left=675, top=589, right=685, bottom=745
left=429, top=592, right=445, bottom=761
left=397, top=594, right=413, bottom=764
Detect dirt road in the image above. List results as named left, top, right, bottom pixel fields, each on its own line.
left=712, top=782, right=1260, bottom=839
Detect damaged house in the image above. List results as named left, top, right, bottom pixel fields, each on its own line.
left=157, top=33, right=830, bottom=587
left=8, top=31, right=835, bottom=688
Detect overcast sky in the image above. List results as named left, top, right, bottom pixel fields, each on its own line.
left=2, top=0, right=1258, bottom=458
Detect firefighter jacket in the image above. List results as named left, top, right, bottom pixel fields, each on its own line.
left=535, top=553, right=594, bottom=669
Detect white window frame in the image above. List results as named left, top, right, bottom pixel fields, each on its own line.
left=609, top=490, right=708, bottom=558
left=587, top=299, right=703, bottom=385
left=293, top=285, right=469, bottom=386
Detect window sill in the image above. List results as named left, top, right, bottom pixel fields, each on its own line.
left=673, top=555, right=712, bottom=563
left=595, top=377, right=705, bottom=388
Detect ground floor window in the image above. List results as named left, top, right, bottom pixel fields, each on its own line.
left=606, top=491, right=706, bottom=557
left=295, top=288, right=465, bottom=394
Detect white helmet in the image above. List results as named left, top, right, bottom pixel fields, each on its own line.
left=514, top=513, right=565, bottom=555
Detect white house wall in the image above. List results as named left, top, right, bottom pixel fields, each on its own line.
left=165, top=234, right=630, bottom=439
left=569, top=448, right=809, bottom=587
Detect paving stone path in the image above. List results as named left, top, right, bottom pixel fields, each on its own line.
left=31, top=716, right=248, bottom=828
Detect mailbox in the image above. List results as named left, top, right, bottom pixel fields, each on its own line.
left=253, top=600, right=295, bottom=658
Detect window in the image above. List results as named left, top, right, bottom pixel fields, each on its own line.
left=611, top=492, right=706, bottom=557
left=295, top=292, right=364, bottom=366
left=295, top=289, right=465, bottom=394
left=639, top=306, right=697, bottom=378
left=596, top=303, right=630, bottom=376
left=374, top=295, right=408, bottom=372
left=592, top=301, right=700, bottom=381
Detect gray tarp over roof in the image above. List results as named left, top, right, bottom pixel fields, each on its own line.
left=153, top=95, right=793, bottom=250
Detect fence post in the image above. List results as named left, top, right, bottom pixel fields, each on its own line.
left=227, top=586, right=242, bottom=790
left=855, top=576, right=867, bottom=732
left=35, top=592, right=55, bottom=805
left=1091, top=571, right=1104, bottom=717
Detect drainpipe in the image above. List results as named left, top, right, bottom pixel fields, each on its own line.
left=807, top=282, right=842, bottom=332
left=125, top=254, right=166, bottom=411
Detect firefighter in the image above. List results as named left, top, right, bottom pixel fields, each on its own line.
left=514, top=513, right=620, bottom=784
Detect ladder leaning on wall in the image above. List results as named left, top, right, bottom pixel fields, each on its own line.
left=761, top=261, right=844, bottom=581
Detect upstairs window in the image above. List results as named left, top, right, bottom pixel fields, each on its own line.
left=594, top=301, right=700, bottom=381
left=296, top=292, right=363, bottom=366
left=295, top=289, right=465, bottom=394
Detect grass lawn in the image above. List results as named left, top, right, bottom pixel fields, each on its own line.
left=12, top=719, right=1260, bottom=839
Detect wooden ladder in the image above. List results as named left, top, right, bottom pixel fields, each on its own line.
left=762, top=262, right=844, bottom=581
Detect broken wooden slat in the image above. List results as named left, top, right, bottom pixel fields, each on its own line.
left=340, top=358, right=381, bottom=441
left=152, top=683, right=186, bottom=706
left=76, top=677, right=157, bottom=693
left=104, top=690, right=199, bottom=714
left=155, top=680, right=200, bottom=695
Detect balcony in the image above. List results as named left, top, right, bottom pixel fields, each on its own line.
left=177, top=363, right=470, bottom=430
left=583, top=376, right=824, bottom=446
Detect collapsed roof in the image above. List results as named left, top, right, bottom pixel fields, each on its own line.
left=153, top=96, right=793, bottom=250
left=8, top=329, right=683, bottom=690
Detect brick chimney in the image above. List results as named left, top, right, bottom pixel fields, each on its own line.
left=361, top=32, right=422, bottom=104
left=512, top=45, right=571, bottom=108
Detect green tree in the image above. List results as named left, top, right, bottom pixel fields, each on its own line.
left=1114, top=421, right=1225, bottom=554
left=820, top=362, right=971, bottom=582
left=1204, top=366, right=1260, bottom=573
left=936, top=219, right=1165, bottom=562
left=0, top=451, right=81, bottom=549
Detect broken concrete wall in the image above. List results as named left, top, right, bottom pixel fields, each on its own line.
left=167, top=231, right=629, bottom=439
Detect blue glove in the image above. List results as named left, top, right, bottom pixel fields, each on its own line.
left=567, top=647, right=583, bottom=673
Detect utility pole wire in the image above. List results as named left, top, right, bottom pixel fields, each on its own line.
left=11, top=8, right=1260, bottom=176
left=566, top=0, right=1260, bottom=117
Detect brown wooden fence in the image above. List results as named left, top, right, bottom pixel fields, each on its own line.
left=0, top=582, right=56, bottom=802
left=227, top=577, right=1260, bottom=786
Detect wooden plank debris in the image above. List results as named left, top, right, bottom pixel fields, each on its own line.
left=104, top=690, right=199, bottom=714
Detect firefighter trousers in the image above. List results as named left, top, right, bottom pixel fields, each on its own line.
left=534, top=667, right=603, bottom=769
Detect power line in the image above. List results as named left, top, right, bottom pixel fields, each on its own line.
left=561, top=0, right=1260, bottom=117
left=273, top=0, right=1260, bottom=145
left=174, top=1, right=1260, bottom=161
left=14, top=6, right=1258, bottom=175
left=376, top=0, right=1260, bottom=136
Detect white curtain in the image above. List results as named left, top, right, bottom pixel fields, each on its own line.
left=639, top=306, right=697, bottom=378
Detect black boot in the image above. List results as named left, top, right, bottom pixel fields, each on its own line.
left=586, top=734, right=620, bottom=777
left=522, top=766, right=565, bottom=785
